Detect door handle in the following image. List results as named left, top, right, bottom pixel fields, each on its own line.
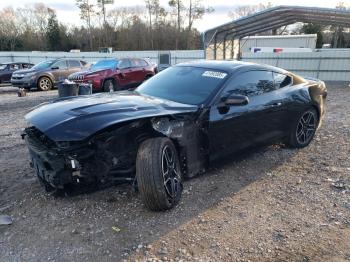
left=266, top=102, right=282, bottom=108
left=273, top=102, right=282, bottom=107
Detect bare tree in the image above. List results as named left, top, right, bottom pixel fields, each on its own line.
left=144, top=0, right=165, bottom=49
left=76, top=0, right=95, bottom=50
left=168, top=0, right=186, bottom=49
left=145, top=0, right=154, bottom=49
left=97, top=0, right=114, bottom=47
left=228, top=2, right=273, bottom=20
left=334, top=2, right=346, bottom=47
left=107, top=8, right=121, bottom=30
left=0, top=7, right=22, bottom=50
left=0, top=3, right=204, bottom=52
left=186, top=0, right=213, bottom=48
left=97, top=0, right=114, bottom=26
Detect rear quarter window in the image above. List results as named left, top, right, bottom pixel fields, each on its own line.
left=138, top=59, right=148, bottom=67
left=274, top=72, right=292, bottom=89
left=222, top=70, right=275, bottom=97
left=68, top=60, right=81, bottom=68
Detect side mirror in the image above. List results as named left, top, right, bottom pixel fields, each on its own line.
left=51, top=66, right=59, bottom=70
left=223, top=94, right=249, bottom=106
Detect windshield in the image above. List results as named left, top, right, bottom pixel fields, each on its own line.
left=91, top=59, right=118, bottom=70
left=136, top=66, right=228, bottom=105
left=0, top=64, right=7, bottom=70
left=32, top=60, right=55, bottom=70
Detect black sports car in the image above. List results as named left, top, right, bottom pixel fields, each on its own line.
left=23, top=61, right=327, bottom=211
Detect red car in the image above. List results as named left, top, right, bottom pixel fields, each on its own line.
left=68, top=58, right=157, bottom=92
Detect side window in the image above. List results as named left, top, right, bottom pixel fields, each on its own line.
left=80, top=60, right=87, bottom=67
left=222, top=71, right=275, bottom=98
left=118, top=59, right=131, bottom=69
left=52, top=60, right=67, bottom=69
left=130, top=59, right=139, bottom=67
left=274, top=72, right=292, bottom=89
left=138, top=59, right=148, bottom=67
left=68, top=60, right=81, bottom=68
left=10, top=64, right=19, bottom=70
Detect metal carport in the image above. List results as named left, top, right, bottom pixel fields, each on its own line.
left=203, top=6, right=350, bottom=60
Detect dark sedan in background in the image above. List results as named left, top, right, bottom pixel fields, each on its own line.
left=68, top=58, right=157, bottom=92
left=11, top=59, right=88, bottom=91
left=0, top=62, right=33, bottom=84
left=23, top=60, right=327, bottom=211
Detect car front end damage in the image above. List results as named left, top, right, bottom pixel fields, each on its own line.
left=23, top=112, right=209, bottom=191
left=23, top=126, right=95, bottom=190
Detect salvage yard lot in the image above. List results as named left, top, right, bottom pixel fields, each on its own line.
left=0, top=84, right=349, bottom=262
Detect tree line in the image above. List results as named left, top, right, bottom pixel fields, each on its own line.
left=0, top=0, right=213, bottom=52
left=0, top=1, right=349, bottom=52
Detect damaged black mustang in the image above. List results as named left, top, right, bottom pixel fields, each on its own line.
left=23, top=61, right=327, bottom=211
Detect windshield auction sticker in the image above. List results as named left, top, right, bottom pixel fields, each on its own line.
left=202, top=71, right=227, bottom=79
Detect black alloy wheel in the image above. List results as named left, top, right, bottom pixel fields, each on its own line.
left=161, top=145, right=181, bottom=200
left=136, top=137, right=183, bottom=211
left=296, top=111, right=317, bottom=145
left=287, top=108, right=318, bottom=148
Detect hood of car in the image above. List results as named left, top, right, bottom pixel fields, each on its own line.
left=12, top=68, right=39, bottom=75
left=25, top=91, right=198, bottom=142
left=69, top=68, right=110, bottom=79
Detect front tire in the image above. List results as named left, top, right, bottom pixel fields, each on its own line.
left=136, top=137, right=182, bottom=211
left=103, top=79, right=116, bottom=92
left=37, top=76, right=52, bottom=91
left=287, top=108, right=319, bottom=148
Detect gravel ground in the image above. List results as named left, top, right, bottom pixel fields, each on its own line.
left=0, top=85, right=349, bottom=262
left=0, top=84, right=18, bottom=94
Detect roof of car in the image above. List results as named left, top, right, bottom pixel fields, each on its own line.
left=176, top=60, right=287, bottom=74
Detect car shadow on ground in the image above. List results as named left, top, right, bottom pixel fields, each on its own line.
left=35, top=142, right=298, bottom=260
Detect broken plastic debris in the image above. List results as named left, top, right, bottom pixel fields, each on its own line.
left=331, top=181, right=346, bottom=189
left=0, top=215, right=13, bottom=225
left=112, top=226, right=121, bottom=232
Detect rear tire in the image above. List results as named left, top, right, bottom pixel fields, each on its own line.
left=37, top=76, right=52, bottom=91
left=103, top=79, right=117, bottom=92
left=287, top=108, right=318, bottom=148
left=136, top=137, right=182, bottom=211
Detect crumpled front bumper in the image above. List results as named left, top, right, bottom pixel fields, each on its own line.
left=24, top=128, right=77, bottom=189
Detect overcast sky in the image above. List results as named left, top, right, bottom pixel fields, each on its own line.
left=0, top=0, right=346, bottom=31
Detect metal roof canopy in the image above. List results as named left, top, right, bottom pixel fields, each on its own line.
left=203, top=5, right=350, bottom=59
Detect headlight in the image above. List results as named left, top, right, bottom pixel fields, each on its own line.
left=25, top=72, right=36, bottom=77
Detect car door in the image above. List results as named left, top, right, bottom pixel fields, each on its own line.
left=5, top=64, right=20, bottom=82
left=128, top=59, right=144, bottom=85
left=136, top=59, right=150, bottom=82
left=209, top=70, right=285, bottom=159
left=117, top=59, right=133, bottom=87
left=22, top=63, right=31, bottom=69
left=50, top=60, right=69, bottom=83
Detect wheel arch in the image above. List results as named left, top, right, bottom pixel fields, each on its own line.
left=102, top=77, right=121, bottom=91
left=37, top=74, right=54, bottom=86
left=87, top=115, right=207, bottom=179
